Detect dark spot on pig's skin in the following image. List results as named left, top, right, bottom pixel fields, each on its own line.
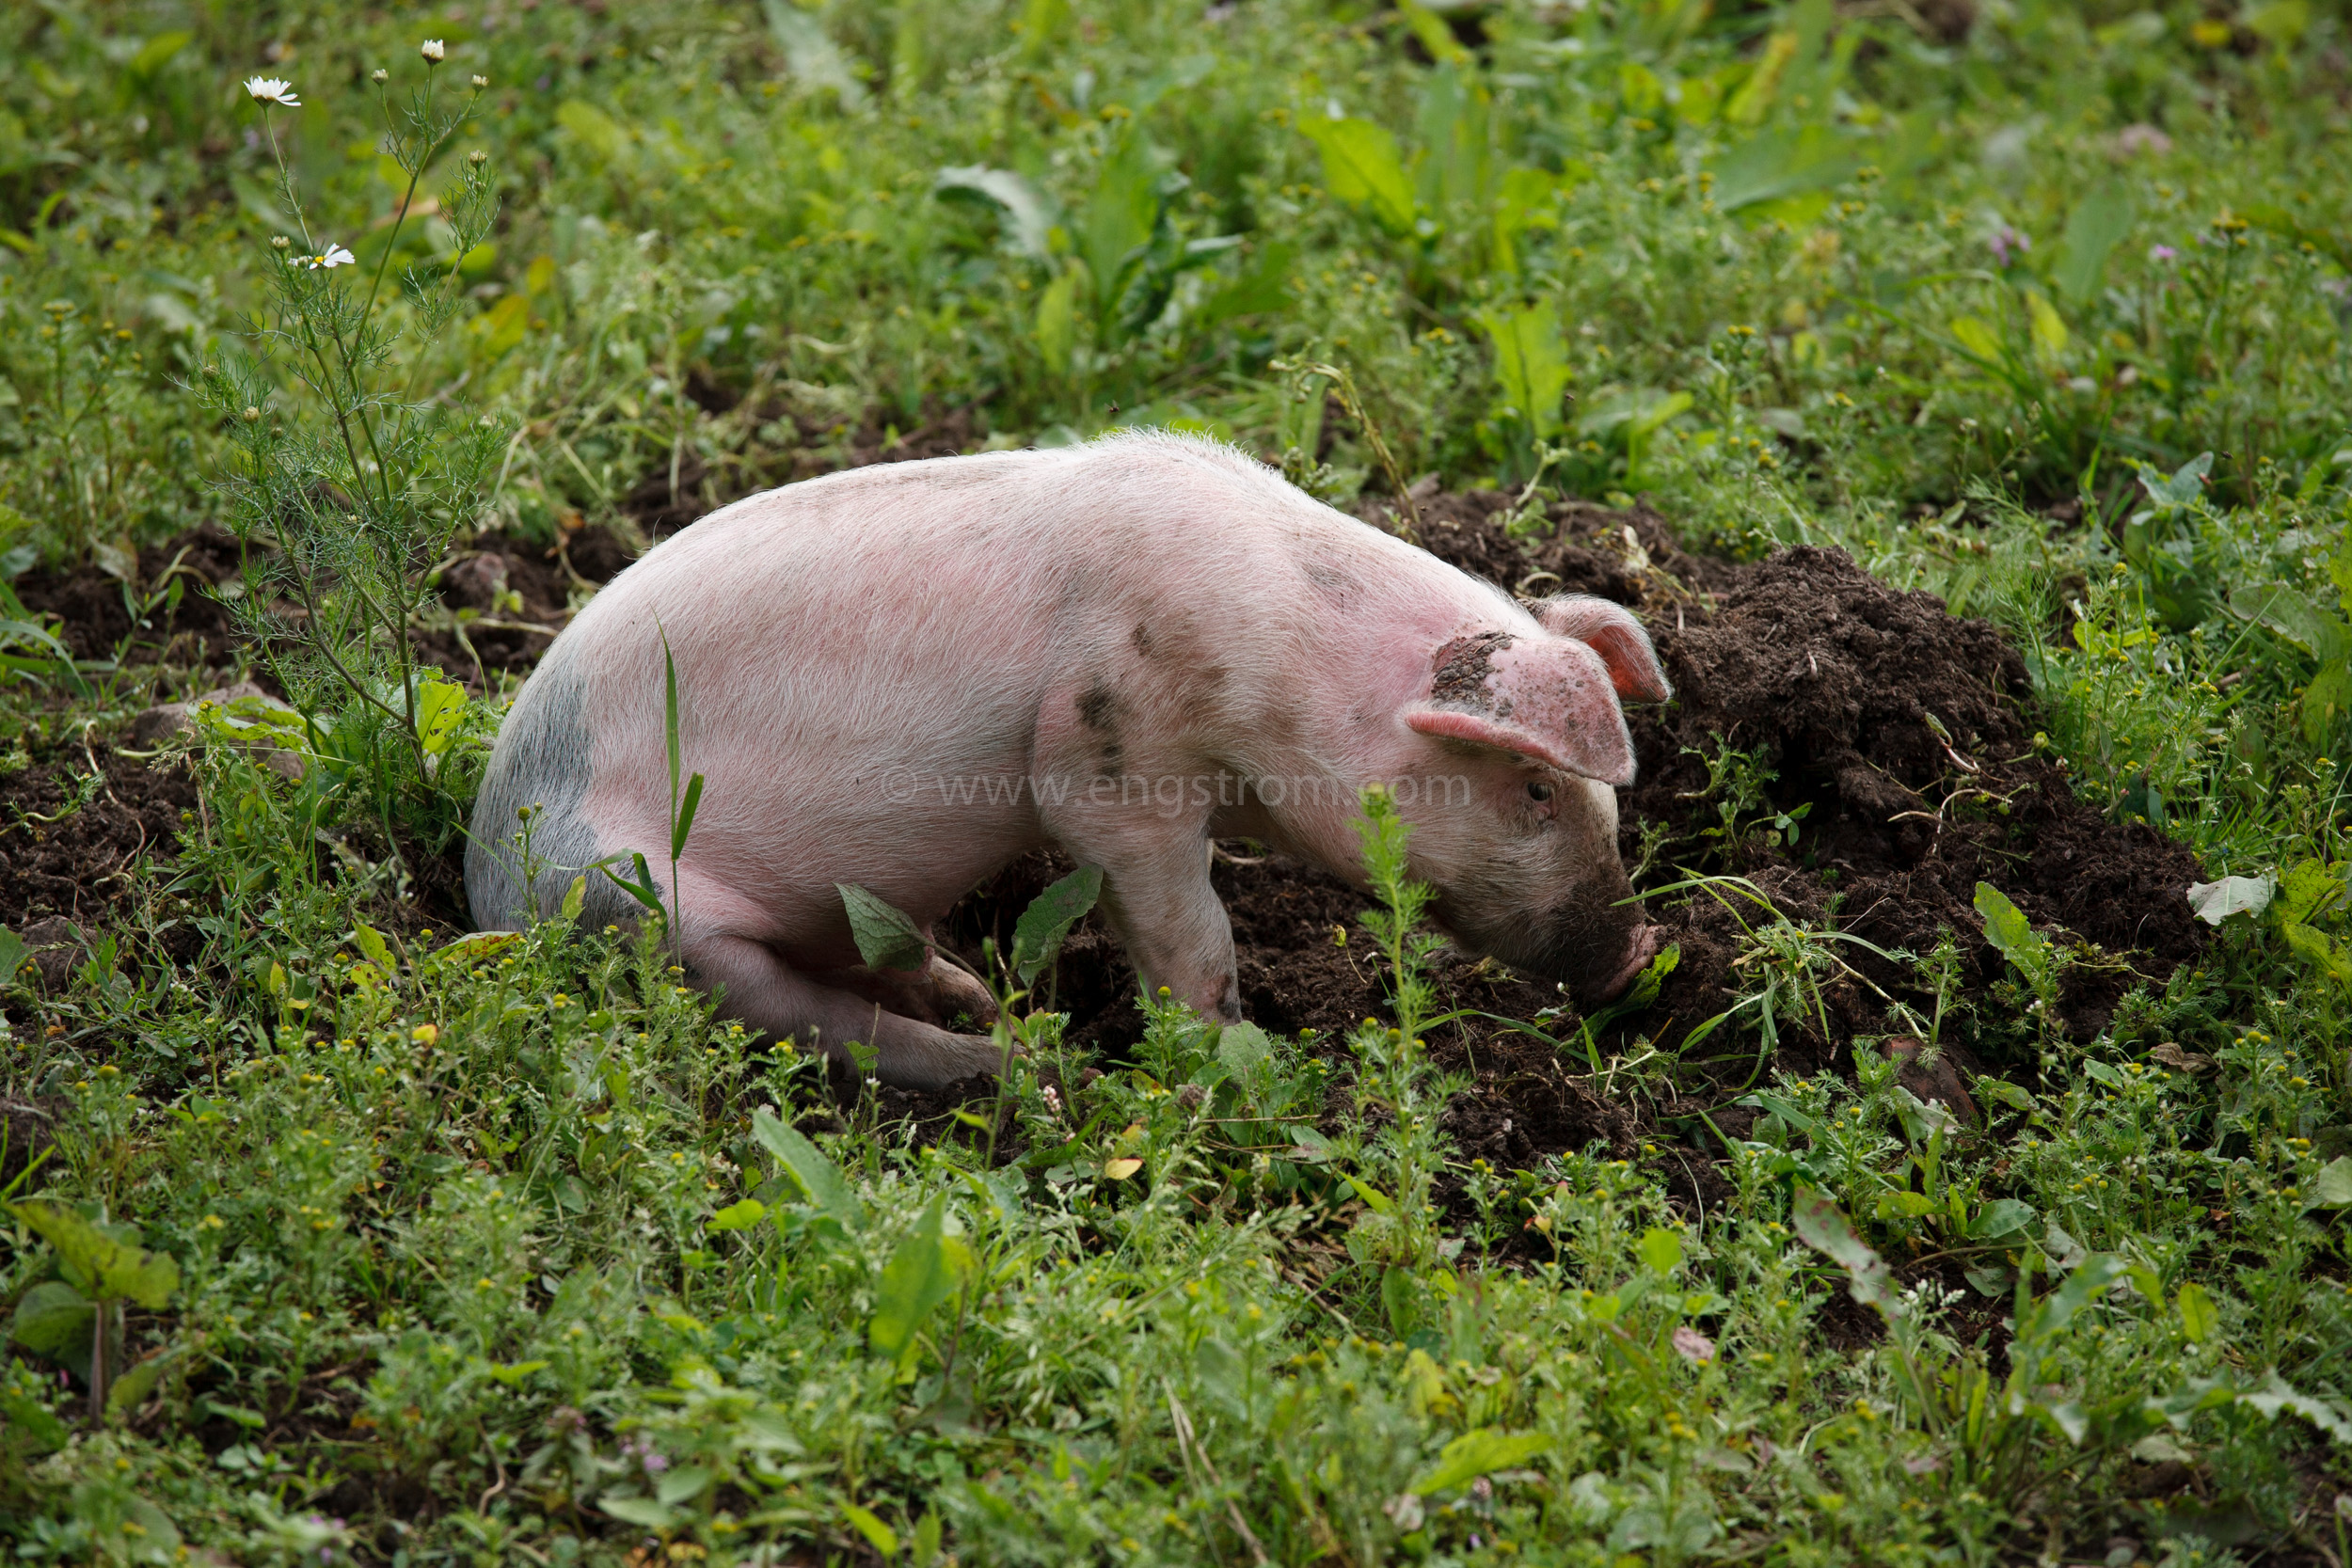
left=1429, top=631, right=1516, bottom=712
left=1077, top=683, right=1120, bottom=730
left=1132, top=623, right=1153, bottom=657
left=1301, top=560, right=1359, bottom=605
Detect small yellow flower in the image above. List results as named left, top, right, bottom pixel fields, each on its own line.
left=412, top=1023, right=439, bottom=1046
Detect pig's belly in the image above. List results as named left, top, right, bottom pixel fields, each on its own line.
left=620, top=748, right=1052, bottom=962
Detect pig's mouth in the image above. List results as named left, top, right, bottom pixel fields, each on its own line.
left=1586, top=922, right=1664, bottom=1006
left=1436, top=896, right=1663, bottom=1010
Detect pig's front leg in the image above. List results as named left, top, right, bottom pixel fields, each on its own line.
left=682, top=933, right=1008, bottom=1091
left=1056, top=817, right=1241, bottom=1023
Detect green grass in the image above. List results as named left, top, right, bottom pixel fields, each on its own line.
left=4, top=0, right=2352, bottom=1562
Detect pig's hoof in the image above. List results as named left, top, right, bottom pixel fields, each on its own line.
left=889, top=1033, right=1016, bottom=1092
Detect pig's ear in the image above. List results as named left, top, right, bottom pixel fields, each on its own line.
left=1532, top=595, right=1673, bottom=703
left=1406, top=635, right=1639, bottom=786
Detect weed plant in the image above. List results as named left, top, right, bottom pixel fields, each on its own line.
left=1, top=1, right=2351, bottom=1562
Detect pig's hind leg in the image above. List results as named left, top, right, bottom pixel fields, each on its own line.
left=681, top=933, right=1007, bottom=1091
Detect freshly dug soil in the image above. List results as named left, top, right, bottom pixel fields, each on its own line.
left=0, top=750, right=197, bottom=934
left=414, top=523, right=633, bottom=689
left=11, top=526, right=243, bottom=669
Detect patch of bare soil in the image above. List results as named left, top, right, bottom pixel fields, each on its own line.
left=11, top=526, right=243, bottom=669
left=0, top=750, right=195, bottom=934
left=416, top=523, right=633, bottom=690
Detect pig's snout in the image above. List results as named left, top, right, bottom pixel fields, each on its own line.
left=1588, top=922, right=1665, bottom=1006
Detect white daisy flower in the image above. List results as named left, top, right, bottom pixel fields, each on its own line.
left=305, top=244, right=357, bottom=269
left=420, top=39, right=445, bottom=62
left=244, top=76, right=301, bottom=107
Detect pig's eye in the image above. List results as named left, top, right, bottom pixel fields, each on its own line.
left=1526, top=781, right=1553, bottom=803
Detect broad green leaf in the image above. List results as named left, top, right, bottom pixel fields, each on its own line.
left=2025, top=1253, right=2131, bottom=1344
left=10, top=1279, right=92, bottom=1354
left=1342, top=1173, right=1396, bottom=1214
left=0, top=927, right=26, bottom=987
left=752, top=1108, right=862, bottom=1227
left=1216, top=1021, right=1273, bottom=1078
left=560, top=874, right=586, bottom=923
left=707, top=1198, right=766, bottom=1232
left=1408, top=1427, right=1553, bottom=1496
left=1638, top=1227, right=1683, bottom=1275
left=1035, top=269, right=1078, bottom=376
left=9, top=1201, right=179, bottom=1308
left=1078, top=131, right=1162, bottom=317
left=351, top=921, right=395, bottom=973
left=555, top=100, right=629, bottom=164
left=1947, top=315, right=2003, bottom=364
left=0, top=1379, right=67, bottom=1453
left=1491, top=167, right=1562, bottom=274
left=1973, top=1076, right=2034, bottom=1113
left=2308, top=1156, right=2352, bottom=1209
left=125, top=30, right=193, bottom=84
left=1618, top=59, right=1666, bottom=116
left=414, top=678, right=468, bottom=758
left=486, top=1359, right=548, bottom=1386
left=1724, top=29, right=1799, bottom=124
left=837, top=883, right=930, bottom=974
left=2303, top=660, right=2352, bottom=746
left=2240, top=1370, right=2352, bottom=1445
left=2185, top=875, right=2274, bottom=925
left=1974, top=882, right=2047, bottom=976
left=2053, top=183, right=2137, bottom=306
left=2245, top=0, right=2311, bottom=48
left=842, top=1503, right=899, bottom=1557
left=2139, top=451, right=2214, bottom=512
left=933, top=166, right=1056, bottom=260
left=432, top=930, right=521, bottom=965
left=104, top=1354, right=164, bottom=1418
left=1299, top=115, right=1416, bottom=235
left=2026, top=292, right=2068, bottom=360
left=2274, top=859, right=2345, bottom=926
left=656, top=1465, right=712, bottom=1506
left=1708, top=124, right=1857, bottom=214
left=2283, top=921, right=2352, bottom=988
left=1197, top=240, right=1295, bottom=325
left=1627, top=389, right=1693, bottom=440
left=1968, top=1197, right=2036, bottom=1240
left=2177, top=1281, right=2220, bottom=1342
left=1474, top=303, right=1568, bottom=439
left=1401, top=0, right=1473, bottom=65
left=1789, top=1185, right=1898, bottom=1316
left=600, top=1496, right=680, bottom=1528
left=1875, top=1189, right=1939, bottom=1219
left=2036, top=1399, right=2090, bottom=1446
left=1382, top=1264, right=1419, bottom=1338
left=1010, top=864, right=1103, bottom=984
left=869, top=1195, right=973, bottom=1366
